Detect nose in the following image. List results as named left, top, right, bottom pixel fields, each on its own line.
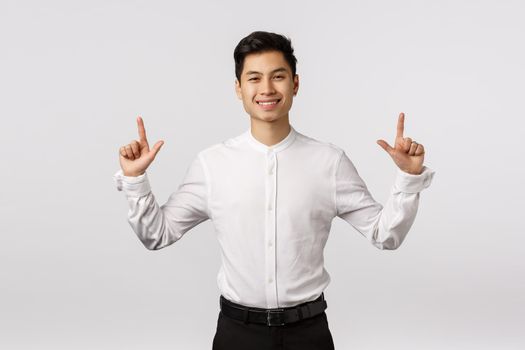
left=260, top=77, right=276, bottom=95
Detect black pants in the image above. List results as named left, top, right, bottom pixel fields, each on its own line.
left=212, top=309, right=336, bottom=350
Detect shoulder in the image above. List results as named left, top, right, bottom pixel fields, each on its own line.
left=293, top=130, right=364, bottom=174
left=294, top=129, right=345, bottom=158
left=195, top=129, right=248, bottom=159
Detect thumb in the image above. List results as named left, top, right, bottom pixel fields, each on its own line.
left=376, top=139, right=394, bottom=155
left=150, top=140, right=164, bottom=157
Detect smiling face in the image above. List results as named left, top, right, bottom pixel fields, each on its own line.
left=235, top=50, right=299, bottom=124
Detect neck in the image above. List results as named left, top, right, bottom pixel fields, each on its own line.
left=250, top=115, right=291, bottom=147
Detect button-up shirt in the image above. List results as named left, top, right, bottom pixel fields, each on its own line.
left=113, top=125, right=435, bottom=308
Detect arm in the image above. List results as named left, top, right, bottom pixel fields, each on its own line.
left=335, top=151, right=435, bottom=250
left=113, top=154, right=210, bottom=250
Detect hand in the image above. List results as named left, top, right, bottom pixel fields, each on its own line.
left=118, top=116, right=164, bottom=177
left=376, top=112, right=425, bottom=175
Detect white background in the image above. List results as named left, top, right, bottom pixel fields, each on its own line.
left=1, top=0, right=524, bottom=349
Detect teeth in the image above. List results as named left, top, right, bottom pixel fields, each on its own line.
left=258, top=100, right=278, bottom=105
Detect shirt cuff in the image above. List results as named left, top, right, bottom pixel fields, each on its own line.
left=394, top=166, right=435, bottom=193
left=113, top=169, right=152, bottom=197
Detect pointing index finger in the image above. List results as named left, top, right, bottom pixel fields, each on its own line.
left=137, top=116, right=148, bottom=143
left=396, top=112, right=405, bottom=139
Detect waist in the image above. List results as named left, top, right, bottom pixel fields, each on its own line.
left=221, top=292, right=325, bottom=311
left=219, top=292, right=328, bottom=326
left=216, top=267, right=331, bottom=308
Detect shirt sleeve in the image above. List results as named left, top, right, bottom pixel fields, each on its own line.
left=335, top=151, right=435, bottom=250
left=113, top=154, right=210, bottom=250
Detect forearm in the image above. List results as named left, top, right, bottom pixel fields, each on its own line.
left=114, top=169, right=184, bottom=250
left=126, top=192, right=185, bottom=250
left=369, top=166, right=435, bottom=250
left=370, top=191, right=420, bottom=250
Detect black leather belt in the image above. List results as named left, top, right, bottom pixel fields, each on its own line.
left=219, top=293, right=327, bottom=327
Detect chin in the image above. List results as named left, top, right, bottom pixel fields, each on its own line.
left=256, top=114, right=281, bottom=122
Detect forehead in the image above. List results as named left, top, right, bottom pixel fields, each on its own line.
left=242, top=50, right=291, bottom=75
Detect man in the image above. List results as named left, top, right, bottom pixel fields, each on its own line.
left=113, top=31, right=435, bottom=350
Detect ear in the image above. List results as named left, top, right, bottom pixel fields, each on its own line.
left=293, top=74, right=299, bottom=96
left=235, top=79, right=242, bottom=100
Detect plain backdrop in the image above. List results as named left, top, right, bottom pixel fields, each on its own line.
left=1, top=0, right=524, bottom=349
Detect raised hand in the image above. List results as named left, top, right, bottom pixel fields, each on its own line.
left=118, top=116, right=164, bottom=177
left=376, top=112, right=425, bottom=175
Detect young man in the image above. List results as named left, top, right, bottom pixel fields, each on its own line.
left=113, top=31, right=435, bottom=350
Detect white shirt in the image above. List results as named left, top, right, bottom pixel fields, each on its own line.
left=113, top=126, right=435, bottom=308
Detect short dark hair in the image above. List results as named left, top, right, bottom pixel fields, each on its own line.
left=234, top=31, right=298, bottom=84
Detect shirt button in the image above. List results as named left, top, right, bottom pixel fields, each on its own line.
left=268, top=167, right=274, bottom=175
left=268, top=204, right=272, bottom=211
left=268, top=277, right=273, bottom=283
left=268, top=241, right=273, bottom=247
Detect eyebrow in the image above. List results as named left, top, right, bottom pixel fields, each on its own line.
left=245, top=67, right=288, bottom=75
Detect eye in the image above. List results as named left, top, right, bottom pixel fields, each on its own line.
left=248, top=77, right=259, bottom=81
left=274, top=75, right=284, bottom=79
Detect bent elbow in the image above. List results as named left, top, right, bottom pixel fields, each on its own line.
left=372, top=239, right=399, bottom=250
left=136, top=233, right=165, bottom=251
left=379, top=240, right=400, bottom=250
left=143, top=240, right=164, bottom=251
left=370, top=228, right=401, bottom=250
left=141, top=226, right=182, bottom=251
left=128, top=216, right=182, bottom=251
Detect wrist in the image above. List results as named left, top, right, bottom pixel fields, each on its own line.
left=400, top=166, right=423, bottom=175
left=123, top=171, right=145, bottom=177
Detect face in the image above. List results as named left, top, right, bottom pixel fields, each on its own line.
left=235, top=50, right=299, bottom=124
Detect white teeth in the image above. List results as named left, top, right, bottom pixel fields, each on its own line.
left=258, top=100, right=278, bottom=106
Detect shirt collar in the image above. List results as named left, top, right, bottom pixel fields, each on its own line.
left=244, top=125, right=297, bottom=154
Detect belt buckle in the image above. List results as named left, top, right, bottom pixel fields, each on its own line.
left=266, top=309, right=285, bottom=326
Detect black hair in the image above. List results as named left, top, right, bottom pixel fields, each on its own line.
left=234, top=31, right=297, bottom=84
